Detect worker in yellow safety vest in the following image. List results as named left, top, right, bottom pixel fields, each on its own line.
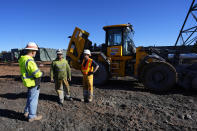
left=50, top=49, right=72, bottom=106
left=81, top=49, right=99, bottom=102
left=18, top=42, right=43, bottom=122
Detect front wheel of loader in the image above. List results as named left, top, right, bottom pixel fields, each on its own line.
left=94, top=62, right=109, bottom=85
left=142, top=62, right=177, bottom=91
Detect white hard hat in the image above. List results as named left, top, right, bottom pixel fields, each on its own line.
left=25, top=42, right=38, bottom=51
left=56, top=49, right=63, bottom=54
left=84, top=49, right=91, bottom=56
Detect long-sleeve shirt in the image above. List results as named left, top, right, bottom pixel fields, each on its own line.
left=50, top=58, right=71, bottom=80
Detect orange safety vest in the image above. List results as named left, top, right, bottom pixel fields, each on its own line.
left=81, top=58, right=94, bottom=75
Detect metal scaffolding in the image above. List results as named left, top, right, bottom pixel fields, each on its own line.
left=175, top=0, right=197, bottom=47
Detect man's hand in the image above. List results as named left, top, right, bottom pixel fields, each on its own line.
left=94, top=65, right=99, bottom=74
left=41, top=71, right=45, bottom=76
left=35, top=77, right=41, bottom=86
left=68, top=78, right=71, bottom=81
left=51, top=79, right=54, bottom=83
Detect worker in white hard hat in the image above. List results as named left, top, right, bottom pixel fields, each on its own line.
left=18, top=42, right=43, bottom=122
left=81, top=49, right=99, bottom=102
left=50, top=49, right=72, bottom=106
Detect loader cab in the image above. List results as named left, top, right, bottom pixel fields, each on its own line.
left=103, top=24, right=136, bottom=77
left=103, top=24, right=136, bottom=57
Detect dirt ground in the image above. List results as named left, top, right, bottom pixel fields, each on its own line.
left=0, top=63, right=197, bottom=131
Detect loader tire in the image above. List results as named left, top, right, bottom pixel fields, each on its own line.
left=138, top=56, right=164, bottom=82
left=192, top=77, right=197, bottom=90
left=142, top=62, right=177, bottom=91
left=94, top=62, right=109, bottom=85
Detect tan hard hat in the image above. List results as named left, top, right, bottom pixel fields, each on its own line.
left=25, top=42, right=38, bottom=51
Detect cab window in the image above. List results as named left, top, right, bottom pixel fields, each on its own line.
left=123, top=27, right=136, bottom=56
left=107, top=29, right=122, bottom=46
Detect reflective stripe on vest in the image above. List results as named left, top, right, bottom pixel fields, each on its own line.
left=81, top=58, right=93, bottom=75
left=58, top=69, right=66, bottom=71
left=55, top=62, right=66, bottom=72
left=56, top=63, right=66, bottom=67
left=23, top=59, right=40, bottom=79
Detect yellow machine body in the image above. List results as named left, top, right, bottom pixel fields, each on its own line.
left=67, top=25, right=149, bottom=78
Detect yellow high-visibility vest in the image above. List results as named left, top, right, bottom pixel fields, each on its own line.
left=18, top=55, right=42, bottom=87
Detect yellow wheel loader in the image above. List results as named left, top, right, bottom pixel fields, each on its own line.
left=66, top=23, right=197, bottom=91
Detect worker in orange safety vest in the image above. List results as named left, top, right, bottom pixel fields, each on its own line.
left=81, top=49, right=99, bottom=102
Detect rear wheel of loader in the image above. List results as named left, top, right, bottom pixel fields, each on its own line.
left=94, top=62, right=109, bottom=85
left=192, top=77, right=197, bottom=90
left=142, top=62, right=177, bottom=91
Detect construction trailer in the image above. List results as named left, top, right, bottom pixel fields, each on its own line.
left=10, top=48, right=67, bottom=62
left=1, top=52, right=12, bottom=62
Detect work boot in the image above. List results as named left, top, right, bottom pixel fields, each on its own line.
left=24, top=112, right=29, bottom=118
left=28, top=115, right=42, bottom=122
left=88, top=98, right=93, bottom=102
left=65, top=96, right=73, bottom=101
left=81, top=98, right=89, bottom=103
left=80, top=98, right=84, bottom=102
left=58, top=99, right=64, bottom=106
left=88, top=95, right=93, bottom=102
left=58, top=103, right=63, bottom=106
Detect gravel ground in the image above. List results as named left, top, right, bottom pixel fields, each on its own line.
left=0, top=63, right=197, bottom=131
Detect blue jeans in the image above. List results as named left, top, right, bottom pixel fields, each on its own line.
left=24, top=86, right=40, bottom=119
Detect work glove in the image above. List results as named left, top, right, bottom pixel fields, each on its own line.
left=88, top=72, right=94, bottom=76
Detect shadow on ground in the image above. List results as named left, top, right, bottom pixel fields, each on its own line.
left=96, top=79, right=197, bottom=96
left=0, top=75, right=21, bottom=81
left=0, top=92, right=58, bottom=102
left=0, top=109, right=27, bottom=121
left=96, top=79, right=151, bottom=94
left=1, top=75, right=196, bottom=97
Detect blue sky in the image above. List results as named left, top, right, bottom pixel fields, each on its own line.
left=0, top=0, right=193, bottom=51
